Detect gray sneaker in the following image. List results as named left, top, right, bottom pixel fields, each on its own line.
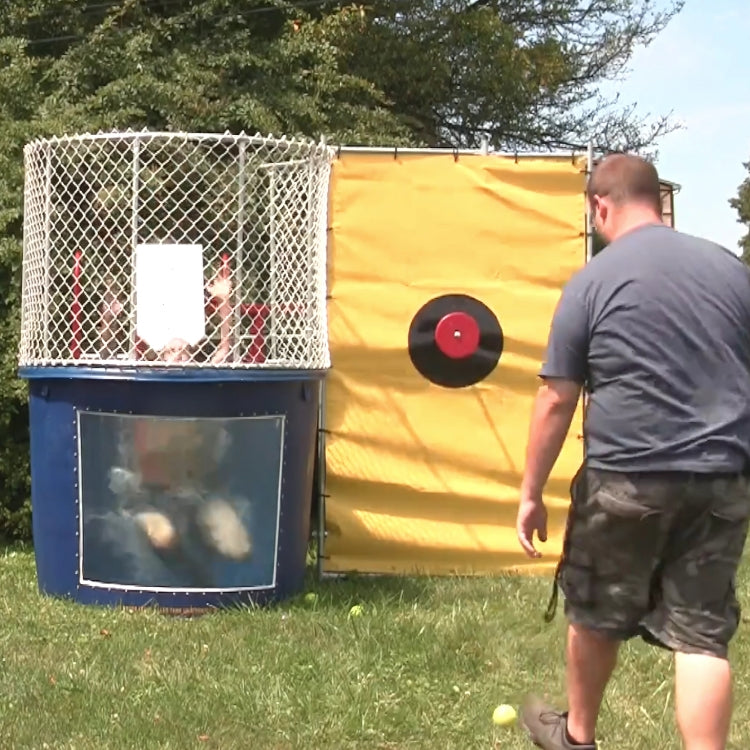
left=519, top=696, right=597, bottom=749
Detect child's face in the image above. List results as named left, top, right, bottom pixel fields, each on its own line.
left=161, top=338, right=191, bottom=363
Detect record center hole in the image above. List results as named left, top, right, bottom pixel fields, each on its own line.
left=434, top=311, right=481, bottom=359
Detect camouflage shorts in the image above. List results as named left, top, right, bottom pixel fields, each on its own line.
left=558, top=466, right=750, bottom=658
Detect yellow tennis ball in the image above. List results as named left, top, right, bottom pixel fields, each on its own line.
left=304, top=592, right=319, bottom=605
left=348, top=604, right=364, bottom=618
left=492, top=704, right=517, bottom=727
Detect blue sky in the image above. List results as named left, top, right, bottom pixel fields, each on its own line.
left=598, top=0, right=750, bottom=252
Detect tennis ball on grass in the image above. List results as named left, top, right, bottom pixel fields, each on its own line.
left=492, top=704, right=517, bottom=727
left=348, top=604, right=364, bottom=618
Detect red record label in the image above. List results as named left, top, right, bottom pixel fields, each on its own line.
left=407, top=294, right=503, bottom=388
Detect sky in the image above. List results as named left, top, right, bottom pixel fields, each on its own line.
left=598, top=0, right=750, bottom=252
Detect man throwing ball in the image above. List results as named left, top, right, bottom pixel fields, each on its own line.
left=516, top=153, right=750, bottom=750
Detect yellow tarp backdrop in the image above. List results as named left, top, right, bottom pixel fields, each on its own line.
left=324, top=152, right=586, bottom=576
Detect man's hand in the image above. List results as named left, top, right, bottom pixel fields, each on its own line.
left=516, top=378, right=580, bottom=558
left=516, top=494, right=548, bottom=558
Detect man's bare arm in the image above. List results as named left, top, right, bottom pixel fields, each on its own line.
left=516, top=378, right=581, bottom=558
left=208, top=276, right=233, bottom=364
left=521, top=378, right=582, bottom=499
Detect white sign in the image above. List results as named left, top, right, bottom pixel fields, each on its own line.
left=135, top=243, right=206, bottom=351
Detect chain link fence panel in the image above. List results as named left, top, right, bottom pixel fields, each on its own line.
left=20, top=130, right=334, bottom=370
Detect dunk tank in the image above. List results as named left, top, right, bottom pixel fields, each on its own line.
left=18, top=130, right=334, bottom=609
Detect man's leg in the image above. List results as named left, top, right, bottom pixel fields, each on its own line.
left=521, top=469, right=671, bottom=749
left=565, top=623, right=619, bottom=744
left=675, top=653, right=732, bottom=750
left=640, top=474, right=750, bottom=750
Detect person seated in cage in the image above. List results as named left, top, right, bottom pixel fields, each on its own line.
left=154, top=273, right=233, bottom=365
left=86, top=266, right=255, bottom=588
left=101, top=415, right=254, bottom=589
left=83, top=416, right=255, bottom=589
left=97, top=270, right=233, bottom=365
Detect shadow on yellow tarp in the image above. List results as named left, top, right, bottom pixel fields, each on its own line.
left=324, top=151, right=586, bottom=576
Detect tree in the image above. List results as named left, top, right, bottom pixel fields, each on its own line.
left=730, top=160, right=750, bottom=263
left=0, top=0, right=412, bottom=541
left=0, top=0, right=684, bottom=539
left=4, top=0, right=685, bottom=151
left=0, top=36, right=47, bottom=540
left=340, top=0, right=684, bottom=153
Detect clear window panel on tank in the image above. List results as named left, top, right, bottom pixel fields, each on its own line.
left=77, top=411, right=284, bottom=591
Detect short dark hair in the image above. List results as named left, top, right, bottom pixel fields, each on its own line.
left=587, top=153, right=662, bottom=214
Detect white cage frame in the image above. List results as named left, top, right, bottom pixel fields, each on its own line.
left=19, top=130, right=335, bottom=370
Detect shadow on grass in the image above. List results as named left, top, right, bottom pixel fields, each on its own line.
left=0, top=539, right=33, bottom=556
left=305, top=568, right=438, bottom=604
left=6, top=538, right=550, bottom=623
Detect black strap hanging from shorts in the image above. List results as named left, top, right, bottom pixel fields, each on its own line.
left=543, top=463, right=586, bottom=623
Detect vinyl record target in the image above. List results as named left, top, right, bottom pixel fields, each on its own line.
left=408, top=294, right=504, bottom=388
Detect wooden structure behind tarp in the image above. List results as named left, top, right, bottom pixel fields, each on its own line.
left=592, top=179, right=680, bottom=256
left=660, top=179, right=679, bottom=228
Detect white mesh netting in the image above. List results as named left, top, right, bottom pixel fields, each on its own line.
left=19, top=130, right=334, bottom=370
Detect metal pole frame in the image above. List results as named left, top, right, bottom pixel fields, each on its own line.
left=268, top=169, right=278, bottom=362
left=314, top=139, right=330, bottom=581
left=335, top=145, right=586, bottom=158
left=315, top=377, right=328, bottom=580
left=41, top=142, right=54, bottom=360
left=581, top=140, right=595, bottom=459
left=128, top=139, right=140, bottom=357
left=305, top=160, right=316, bottom=367
left=234, top=141, right=247, bottom=363
left=585, top=140, right=595, bottom=263
left=312, top=141, right=594, bottom=577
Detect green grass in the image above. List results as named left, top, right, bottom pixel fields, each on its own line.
left=1, top=546, right=748, bottom=750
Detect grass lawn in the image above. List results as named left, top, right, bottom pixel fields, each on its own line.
left=1, top=545, right=748, bottom=750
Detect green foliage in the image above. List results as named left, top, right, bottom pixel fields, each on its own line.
left=343, top=0, right=684, bottom=151
left=730, top=160, right=750, bottom=263
left=0, top=0, right=683, bottom=540
left=0, top=37, right=38, bottom=541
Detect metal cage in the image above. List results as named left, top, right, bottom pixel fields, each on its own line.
left=19, top=130, right=334, bottom=370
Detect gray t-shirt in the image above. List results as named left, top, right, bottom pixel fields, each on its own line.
left=540, top=223, right=750, bottom=473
